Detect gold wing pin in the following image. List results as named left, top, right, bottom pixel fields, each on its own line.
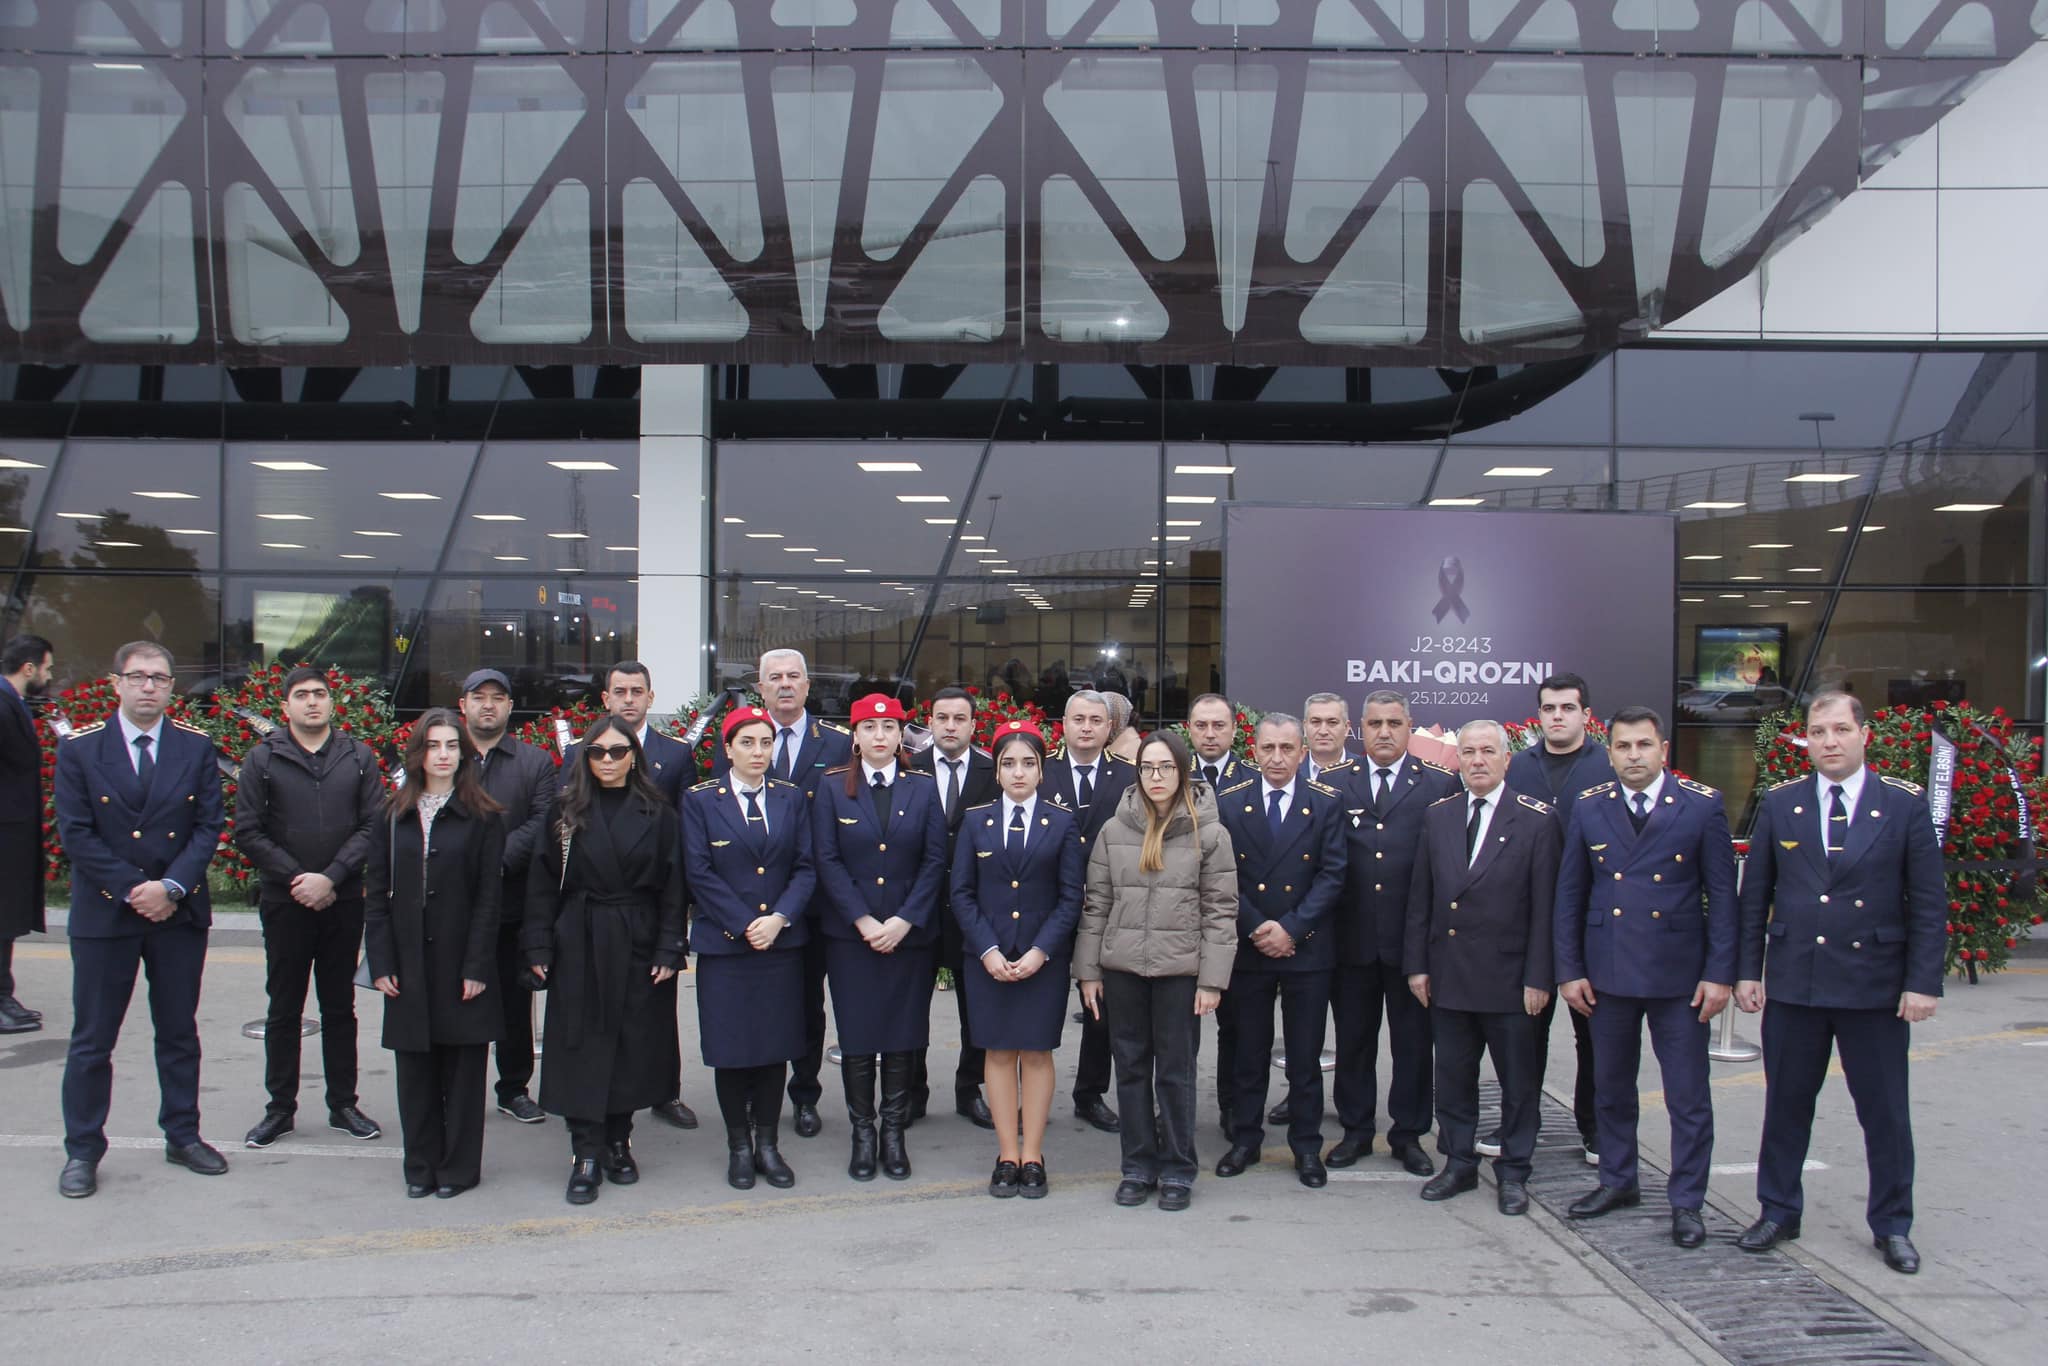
left=1589, top=843, right=1607, bottom=852
left=1779, top=840, right=1800, bottom=850
left=838, top=817, right=860, bottom=825
left=710, top=839, right=731, bottom=848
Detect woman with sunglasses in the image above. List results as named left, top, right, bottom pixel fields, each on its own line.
left=1075, top=731, right=1238, bottom=1211
left=682, top=706, right=816, bottom=1190
left=365, top=709, right=507, bottom=1200
left=524, top=717, right=687, bottom=1206
left=812, top=694, right=949, bottom=1181
left=950, top=721, right=1086, bottom=1198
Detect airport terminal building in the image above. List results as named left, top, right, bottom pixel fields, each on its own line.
left=3, top=1, right=2048, bottom=817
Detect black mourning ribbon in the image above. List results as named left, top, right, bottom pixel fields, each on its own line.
left=1434, top=557, right=1470, bottom=624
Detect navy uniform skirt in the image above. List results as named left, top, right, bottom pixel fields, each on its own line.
left=825, top=940, right=937, bottom=1055
left=697, top=948, right=805, bottom=1070
left=961, top=953, right=1073, bottom=1052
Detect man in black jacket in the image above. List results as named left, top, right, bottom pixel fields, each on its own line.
left=0, top=633, right=54, bottom=1034
left=459, top=668, right=557, bottom=1124
left=236, top=666, right=388, bottom=1146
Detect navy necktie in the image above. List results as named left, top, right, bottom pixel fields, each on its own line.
left=134, top=733, right=156, bottom=789
left=1077, top=763, right=1095, bottom=809
left=777, top=727, right=797, bottom=780
left=942, top=758, right=962, bottom=816
left=1466, top=797, right=1486, bottom=861
left=1267, top=788, right=1286, bottom=836
left=1374, top=767, right=1393, bottom=813
left=1630, top=790, right=1649, bottom=833
left=1827, top=784, right=1848, bottom=857
left=1007, top=804, right=1025, bottom=855
left=870, top=772, right=891, bottom=827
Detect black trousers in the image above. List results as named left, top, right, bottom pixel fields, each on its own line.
left=1759, top=1001, right=1915, bottom=1237
left=62, top=925, right=207, bottom=1161
left=788, top=937, right=830, bottom=1108
left=259, top=897, right=364, bottom=1116
left=912, top=953, right=983, bottom=1108
left=393, top=1042, right=488, bottom=1189
left=1210, top=987, right=1236, bottom=1122
left=1330, top=958, right=1433, bottom=1149
left=1102, top=971, right=1199, bottom=1187
left=0, top=934, right=16, bottom=996
left=491, top=924, right=535, bottom=1103
left=715, top=1064, right=787, bottom=1133
left=1227, top=965, right=1332, bottom=1155
left=1071, top=980, right=1113, bottom=1104
left=1433, top=1005, right=1540, bottom=1183
left=1591, top=993, right=1714, bottom=1210
left=1531, top=991, right=1597, bottom=1141
left=566, top=1112, right=634, bottom=1160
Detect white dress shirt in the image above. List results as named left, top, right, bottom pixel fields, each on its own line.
left=1001, top=793, right=1037, bottom=852
left=732, top=779, right=770, bottom=834
left=1068, top=752, right=1104, bottom=806
left=1620, top=770, right=1667, bottom=820
left=1465, top=787, right=1501, bottom=865
left=1261, top=778, right=1297, bottom=827
left=117, top=710, right=167, bottom=775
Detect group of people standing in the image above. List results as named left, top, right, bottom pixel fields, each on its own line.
left=9, top=640, right=1945, bottom=1272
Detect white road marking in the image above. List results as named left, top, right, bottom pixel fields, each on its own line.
left=0, top=1133, right=403, bottom=1160
left=1709, top=1159, right=1828, bottom=1175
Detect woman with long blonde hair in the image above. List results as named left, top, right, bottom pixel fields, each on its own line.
left=1074, top=731, right=1237, bottom=1211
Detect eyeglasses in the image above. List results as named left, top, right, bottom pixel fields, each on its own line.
left=119, top=671, right=173, bottom=690
left=1138, top=762, right=1178, bottom=778
left=586, top=744, right=634, bottom=761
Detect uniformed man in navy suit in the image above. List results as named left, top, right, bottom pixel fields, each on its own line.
left=53, top=642, right=228, bottom=1198
left=1553, top=706, right=1739, bottom=1249
left=1039, top=688, right=1132, bottom=1134
left=1211, top=713, right=1347, bottom=1188
left=713, top=649, right=850, bottom=1138
left=1734, top=690, right=1945, bottom=1275
left=1324, top=690, right=1460, bottom=1176
left=1406, top=719, right=1559, bottom=1217
left=1185, top=692, right=1249, bottom=1134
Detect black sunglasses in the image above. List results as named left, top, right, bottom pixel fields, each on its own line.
left=586, top=743, right=634, bottom=762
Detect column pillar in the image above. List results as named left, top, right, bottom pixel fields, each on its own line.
left=639, top=365, right=712, bottom=704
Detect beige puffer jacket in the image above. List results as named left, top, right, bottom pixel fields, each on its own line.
left=1074, top=784, right=1238, bottom=991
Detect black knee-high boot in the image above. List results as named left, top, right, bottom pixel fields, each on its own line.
left=715, top=1068, right=757, bottom=1189
left=844, top=1054, right=879, bottom=1181
left=879, top=1051, right=913, bottom=1181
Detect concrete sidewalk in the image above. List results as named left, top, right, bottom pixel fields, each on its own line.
left=0, top=936, right=2038, bottom=1364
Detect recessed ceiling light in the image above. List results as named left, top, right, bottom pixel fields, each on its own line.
left=1154, top=535, right=1192, bottom=542
left=547, top=532, right=588, bottom=540
left=797, top=589, right=820, bottom=596
left=815, top=557, right=846, bottom=564
left=605, top=545, right=638, bottom=552
left=339, top=553, right=375, bottom=560
left=95, top=540, right=140, bottom=548
left=258, top=513, right=313, bottom=521
left=745, top=532, right=783, bottom=539
left=1746, top=602, right=1775, bottom=608
left=1482, top=466, right=1552, bottom=478
left=844, top=568, right=872, bottom=574
left=722, top=516, right=745, bottom=524
left=990, top=568, right=1018, bottom=575
left=964, top=548, right=1001, bottom=556
left=1935, top=503, right=2001, bottom=512
left=1429, top=498, right=1485, bottom=507
left=1174, top=464, right=1236, bottom=475
left=1683, top=554, right=1722, bottom=561
left=957, top=535, right=985, bottom=541
left=93, top=62, right=143, bottom=70
left=1166, top=519, right=1202, bottom=528
left=549, top=460, right=619, bottom=471
left=1730, top=575, right=1763, bottom=581
left=1718, top=593, right=1743, bottom=599
left=1785, top=599, right=1812, bottom=605
left=1680, top=597, right=1705, bottom=603
left=55, top=512, right=98, bottom=519
left=1827, top=524, right=1885, bottom=533
left=473, top=513, right=525, bottom=522
left=0, top=458, right=48, bottom=469
left=261, top=542, right=306, bottom=549
left=1784, top=473, right=1856, bottom=483
left=1748, top=543, right=1792, bottom=550
left=897, top=494, right=950, bottom=503
left=494, top=555, right=529, bottom=562
left=924, top=517, right=959, bottom=525
left=1165, top=494, right=1216, bottom=505
left=559, top=567, right=584, bottom=574
left=166, top=528, right=215, bottom=536
left=1139, top=571, right=1158, bottom=577
left=251, top=459, right=326, bottom=471
left=783, top=546, right=819, bottom=553
left=1686, top=501, right=1746, bottom=510
left=131, top=490, right=199, bottom=499
left=980, top=559, right=1009, bottom=565
left=379, top=492, right=440, bottom=500
left=1789, top=566, right=1826, bottom=573
left=858, top=461, right=923, bottom=473
left=354, top=530, right=402, bottom=538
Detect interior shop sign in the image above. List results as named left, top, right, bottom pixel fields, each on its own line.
left=1223, top=506, right=1677, bottom=727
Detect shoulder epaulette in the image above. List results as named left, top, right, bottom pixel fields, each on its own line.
left=1578, top=781, right=1615, bottom=800
left=1514, top=792, right=1553, bottom=816
left=1318, top=760, right=1356, bottom=777
left=1879, top=774, right=1924, bottom=795
left=1217, top=777, right=1256, bottom=797
left=1102, top=752, right=1134, bottom=767
left=823, top=764, right=852, bottom=777
left=1416, top=755, right=1454, bottom=774
left=71, top=720, right=104, bottom=737
left=819, top=720, right=850, bottom=735
left=1306, top=779, right=1340, bottom=798
left=172, top=717, right=210, bottom=737
left=1428, top=792, right=1461, bottom=807
left=961, top=799, right=997, bottom=813
left=1768, top=776, right=1805, bottom=792
left=1675, top=776, right=1719, bottom=799
left=898, top=767, right=932, bottom=779
left=766, top=777, right=799, bottom=790
left=689, top=777, right=723, bottom=792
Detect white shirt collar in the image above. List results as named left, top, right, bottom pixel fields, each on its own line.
left=1820, top=766, right=1867, bottom=808
left=1263, top=776, right=1296, bottom=806
left=774, top=710, right=809, bottom=738
left=1620, top=770, right=1667, bottom=809
left=117, top=710, right=165, bottom=755
left=1467, top=785, right=1501, bottom=812
left=861, top=758, right=899, bottom=786
left=1003, top=792, right=1036, bottom=826
left=936, top=747, right=969, bottom=769
left=1368, top=754, right=1406, bottom=782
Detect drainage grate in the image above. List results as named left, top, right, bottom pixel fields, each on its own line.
left=1499, top=1083, right=1940, bottom=1365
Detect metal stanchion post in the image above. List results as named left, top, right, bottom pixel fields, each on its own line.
left=531, top=992, right=543, bottom=1056
left=1711, top=852, right=1762, bottom=1063
left=1271, top=1047, right=1338, bottom=1072
left=242, top=1018, right=318, bottom=1040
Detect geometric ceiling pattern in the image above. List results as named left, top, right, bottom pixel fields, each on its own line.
left=0, top=0, right=2042, bottom=367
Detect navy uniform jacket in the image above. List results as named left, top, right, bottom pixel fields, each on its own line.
left=54, top=717, right=226, bottom=937
left=1404, top=788, right=1560, bottom=1014
left=712, top=713, right=851, bottom=795
left=1506, top=740, right=1615, bottom=812
left=682, top=777, right=816, bottom=955
left=565, top=727, right=693, bottom=807
left=1325, top=756, right=1463, bottom=967
left=1038, top=750, right=1136, bottom=855
left=949, top=800, right=1087, bottom=962
left=1738, top=771, right=1946, bottom=1009
left=1192, top=751, right=1248, bottom=793
left=1213, top=773, right=1349, bottom=974
left=811, top=767, right=950, bottom=947
left=1553, top=777, right=1740, bottom=998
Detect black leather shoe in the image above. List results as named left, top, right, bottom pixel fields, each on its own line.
left=496, top=1093, right=546, bottom=1124
left=727, top=1145, right=757, bottom=1190
left=1326, top=1136, right=1370, bottom=1167
left=1267, top=1099, right=1290, bottom=1126
left=1875, top=1234, right=1920, bottom=1274
left=600, top=1141, right=639, bottom=1185
left=1497, top=1181, right=1530, bottom=1216
left=1157, top=1184, right=1192, bottom=1212
left=753, top=1142, right=795, bottom=1189
left=244, top=1113, right=294, bottom=1148
left=848, top=1126, right=878, bottom=1181
left=1672, top=1208, right=1706, bottom=1248
left=0, top=995, right=41, bottom=1033
left=405, top=1182, right=433, bottom=1199
left=433, top=1183, right=472, bottom=1199
left=879, top=1126, right=911, bottom=1180
left=1113, top=1178, right=1154, bottom=1207
left=1391, top=1143, right=1436, bottom=1177
left=59, top=1158, right=97, bottom=1199
left=566, top=1158, right=601, bottom=1205
left=650, top=1099, right=698, bottom=1130
left=1075, top=1097, right=1120, bottom=1133
left=794, top=1103, right=823, bottom=1138
left=990, top=1159, right=1021, bottom=1198
left=1214, top=1144, right=1260, bottom=1177
left=1420, top=1167, right=1478, bottom=1202
left=328, top=1106, right=381, bottom=1140
left=1737, top=1216, right=1800, bottom=1252
left=1568, top=1184, right=1642, bottom=1220
left=166, top=1141, right=228, bottom=1176
left=1295, top=1153, right=1328, bottom=1189
left=956, top=1093, right=995, bottom=1129
left=1019, top=1160, right=1048, bottom=1199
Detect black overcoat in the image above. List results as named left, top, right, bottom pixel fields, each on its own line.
left=364, top=798, right=505, bottom=1051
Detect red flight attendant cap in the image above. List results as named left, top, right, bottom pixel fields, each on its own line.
left=852, top=694, right=907, bottom=722
left=723, top=705, right=775, bottom=742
